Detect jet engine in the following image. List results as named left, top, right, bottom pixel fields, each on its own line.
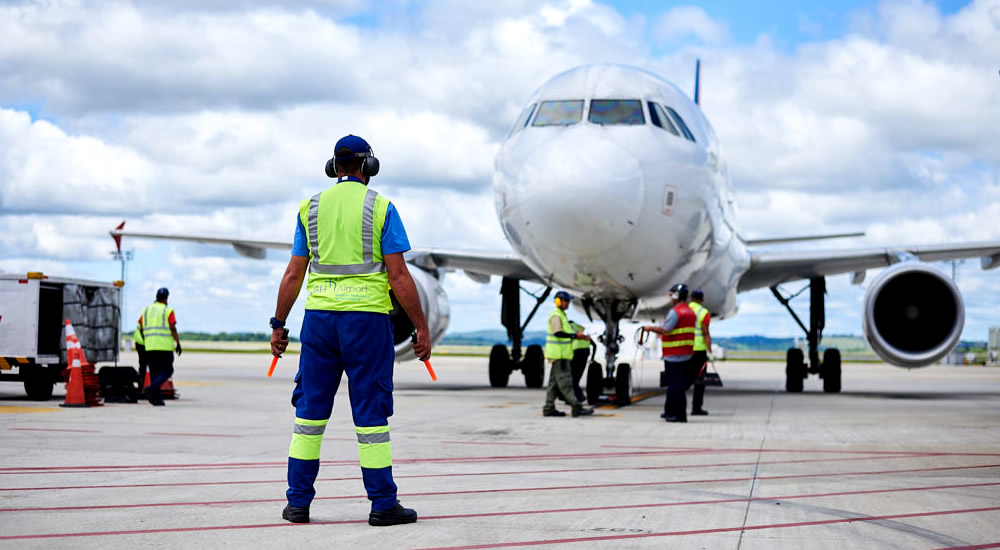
left=862, top=263, right=964, bottom=368
left=390, top=264, right=450, bottom=362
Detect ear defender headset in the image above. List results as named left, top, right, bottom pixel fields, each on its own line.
left=325, top=137, right=380, bottom=179
left=554, top=290, right=572, bottom=308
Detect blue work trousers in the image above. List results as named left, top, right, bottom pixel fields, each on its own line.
left=286, top=310, right=398, bottom=511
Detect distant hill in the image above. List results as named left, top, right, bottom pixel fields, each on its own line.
left=441, top=329, right=547, bottom=347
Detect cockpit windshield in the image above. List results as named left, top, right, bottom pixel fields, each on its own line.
left=588, top=100, right=645, bottom=125
left=532, top=100, right=584, bottom=126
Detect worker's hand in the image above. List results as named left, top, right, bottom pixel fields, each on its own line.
left=412, top=327, right=431, bottom=362
left=175, top=342, right=182, bottom=356
left=271, top=327, right=289, bottom=357
left=575, top=331, right=591, bottom=341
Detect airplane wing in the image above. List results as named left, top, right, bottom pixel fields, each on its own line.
left=739, top=240, right=1000, bottom=291
left=110, top=228, right=542, bottom=282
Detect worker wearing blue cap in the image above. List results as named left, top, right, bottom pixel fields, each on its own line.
left=270, top=134, right=431, bottom=527
left=137, top=287, right=181, bottom=406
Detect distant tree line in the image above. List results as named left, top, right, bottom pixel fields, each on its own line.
left=127, top=331, right=300, bottom=343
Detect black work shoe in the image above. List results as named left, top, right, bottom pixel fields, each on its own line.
left=691, top=409, right=709, bottom=416
left=369, top=502, right=417, bottom=526
left=663, top=414, right=687, bottom=423
left=571, top=406, right=594, bottom=417
left=282, top=504, right=310, bottom=524
left=542, top=409, right=566, bottom=417
left=150, top=400, right=166, bottom=406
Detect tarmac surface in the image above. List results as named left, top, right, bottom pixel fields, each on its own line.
left=1, top=352, right=999, bottom=549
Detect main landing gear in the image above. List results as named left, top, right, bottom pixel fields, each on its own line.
left=488, top=278, right=549, bottom=388
left=582, top=297, right=637, bottom=407
left=770, top=277, right=842, bottom=393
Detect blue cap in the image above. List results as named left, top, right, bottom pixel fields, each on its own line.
left=691, top=288, right=704, bottom=300
left=334, top=134, right=372, bottom=160
left=156, top=288, right=169, bottom=300
left=555, top=290, right=572, bottom=301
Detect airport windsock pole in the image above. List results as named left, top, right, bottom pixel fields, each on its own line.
left=267, top=328, right=289, bottom=378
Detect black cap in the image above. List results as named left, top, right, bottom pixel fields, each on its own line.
left=156, top=288, right=169, bottom=300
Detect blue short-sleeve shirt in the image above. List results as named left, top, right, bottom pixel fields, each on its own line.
left=292, top=183, right=411, bottom=258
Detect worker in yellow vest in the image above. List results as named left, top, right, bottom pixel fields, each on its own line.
left=137, top=288, right=181, bottom=406
left=687, top=289, right=712, bottom=416
left=270, top=134, right=429, bottom=527
left=542, top=291, right=594, bottom=417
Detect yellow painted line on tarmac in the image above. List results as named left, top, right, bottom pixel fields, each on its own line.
left=0, top=406, right=60, bottom=414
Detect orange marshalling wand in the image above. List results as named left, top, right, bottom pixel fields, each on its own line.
left=423, top=360, right=437, bottom=382
left=267, top=355, right=279, bottom=378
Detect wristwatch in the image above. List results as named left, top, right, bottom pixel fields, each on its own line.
left=269, top=317, right=286, bottom=330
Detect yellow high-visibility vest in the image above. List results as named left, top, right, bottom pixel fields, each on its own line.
left=545, top=308, right=573, bottom=360
left=689, top=301, right=710, bottom=352
left=141, top=302, right=174, bottom=352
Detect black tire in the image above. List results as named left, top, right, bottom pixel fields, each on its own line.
left=785, top=348, right=805, bottom=393
left=489, top=344, right=511, bottom=388
left=823, top=348, right=842, bottom=393
left=614, top=363, right=631, bottom=406
left=522, top=345, right=544, bottom=388
left=23, top=366, right=55, bottom=401
left=586, top=361, right=603, bottom=406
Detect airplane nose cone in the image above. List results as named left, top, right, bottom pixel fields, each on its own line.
left=515, top=132, right=643, bottom=255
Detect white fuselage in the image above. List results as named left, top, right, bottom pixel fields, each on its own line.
left=493, top=64, right=750, bottom=321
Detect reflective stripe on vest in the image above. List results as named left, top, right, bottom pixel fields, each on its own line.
left=569, top=321, right=589, bottom=351
left=545, top=308, right=574, bottom=360
left=661, top=303, right=697, bottom=357
left=289, top=417, right=328, bottom=460
left=142, top=302, right=174, bottom=351
left=356, top=425, right=392, bottom=469
left=689, top=301, right=709, bottom=352
left=299, top=180, right=392, bottom=312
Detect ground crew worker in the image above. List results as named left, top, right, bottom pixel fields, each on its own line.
left=568, top=320, right=590, bottom=402
left=643, top=283, right=696, bottom=423
left=270, top=134, right=430, bottom=527
left=133, top=319, right=148, bottom=396
left=137, top=288, right=181, bottom=406
left=688, top=289, right=712, bottom=416
left=542, top=291, right=594, bottom=417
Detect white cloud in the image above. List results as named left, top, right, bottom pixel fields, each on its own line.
left=652, top=6, right=729, bottom=45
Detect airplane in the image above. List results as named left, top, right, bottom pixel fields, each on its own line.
left=111, top=63, right=1000, bottom=404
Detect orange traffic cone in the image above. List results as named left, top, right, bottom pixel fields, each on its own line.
left=141, top=370, right=151, bottom=394
left=61, top=320, right=103, bottom=408
left=160, top=377, right=179, bottom=400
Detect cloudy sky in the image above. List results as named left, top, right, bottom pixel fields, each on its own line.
left=2, top=0, right=998, bottom=343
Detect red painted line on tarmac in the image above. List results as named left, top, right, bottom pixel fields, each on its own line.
left=602, top=444, right=999, bottom=458
left=0, top=449, right=728, bottom=475
left=0, top=453, right=914, bottom=493
left=410, top=506, right=1000, bottom=550
left=8, top=428, right=101, bottom=433
left=146, top=432, right=243, bottom=438
left=440, top=441, right=548, bottom=447
left=3, top=462, right=997, bottom=513
left=2, top=490, right=998, bottom=542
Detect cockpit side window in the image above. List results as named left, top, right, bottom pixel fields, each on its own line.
left=532, top=100, right=584, bottom=126
left=648, top=102, right=680, bottom=137
left=588, top=99, right=645, bottom=125
left=664, top=106, right=697, bottom=142
left=509, top=103, right=537, bottom=137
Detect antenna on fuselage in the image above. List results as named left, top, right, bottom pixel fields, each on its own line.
left=693, top=59, right=701, bottom=105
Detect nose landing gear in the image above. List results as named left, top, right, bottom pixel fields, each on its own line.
left=583, top=297, right=637, bottom=406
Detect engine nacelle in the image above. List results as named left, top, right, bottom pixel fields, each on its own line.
left=390, top=264, right=450, bottom=362
left=863, top=263, right=964, bottom=368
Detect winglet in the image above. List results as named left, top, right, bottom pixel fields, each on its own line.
left=693, top=59, right=701, bottom=105
left=112, top=221, right=125, bottom=253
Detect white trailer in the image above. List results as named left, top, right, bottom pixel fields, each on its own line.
left=0, top=272, right=121, bottom=400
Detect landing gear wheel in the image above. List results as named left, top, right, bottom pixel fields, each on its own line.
left=822, top=348, right=842, bottom=393
left=489, top=345, right=511, bottom=388
left=785, top=348, right=805, bottom=393
left=614, top=363, right=631, bottom=406
left=586, top=361, right=603, bottom=406
left=23, top=367, right=54, bottom=401
left=522, top=345, right=544, bottom=388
